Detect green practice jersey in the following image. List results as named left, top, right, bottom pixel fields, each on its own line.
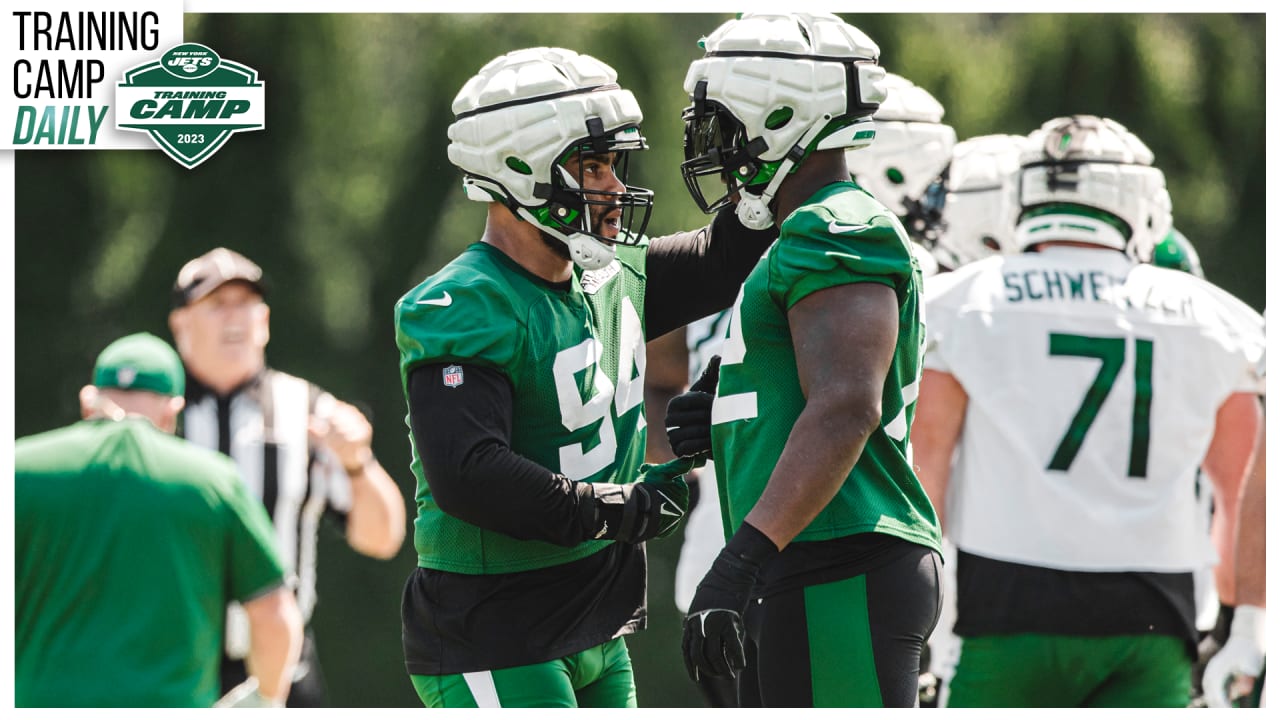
left=15, top=418, right=285, bottom=708
left=395, top=241, right=650, bottom=574
left=710, top=182, right=940, bottom=551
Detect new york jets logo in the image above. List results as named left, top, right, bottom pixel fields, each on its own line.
left=115, top=43, right=265, bottom=169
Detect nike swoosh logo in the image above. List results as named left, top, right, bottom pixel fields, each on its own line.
left=828, top=220, right=872, bottom=234
left=417, top=291, right=452, bottom=307
left=660, top=506, right=683, bottom=517
left=825, top=251, right=864, bottom=262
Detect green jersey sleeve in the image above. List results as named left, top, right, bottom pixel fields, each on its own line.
left=772, top=187, right=914, bottom=310
left=395, top=272, right=524, bottom=377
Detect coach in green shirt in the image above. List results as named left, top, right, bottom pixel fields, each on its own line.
left=15, top=332, right=303, bottom=707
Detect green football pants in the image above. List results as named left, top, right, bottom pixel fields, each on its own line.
left=947, top=633, right=1191, bottom=708
left=410, top=637, right=636, bottom=708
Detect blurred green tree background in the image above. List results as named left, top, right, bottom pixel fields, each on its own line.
left=14, top=13, right=1265, bottom=708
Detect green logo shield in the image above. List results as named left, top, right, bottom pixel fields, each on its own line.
left=116, top=43, right=265, bottom=168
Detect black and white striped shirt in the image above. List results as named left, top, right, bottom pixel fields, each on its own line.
left=182, top=368, right=352, bottom=659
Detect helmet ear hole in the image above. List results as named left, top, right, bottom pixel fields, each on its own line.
left=886, top=167, right=905, bottom=185
left=765, top=107, right=794, bottom=131
left=505, top=157, right=532, bottom=175
left=981, top=235, right=1001, bottom=251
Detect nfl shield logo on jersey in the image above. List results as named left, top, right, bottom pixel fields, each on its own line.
left=442, top=365, right=464, bottom=388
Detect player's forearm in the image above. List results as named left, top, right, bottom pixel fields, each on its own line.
left=644, top=206, right=776, bottom=339
left=1234, top=429, right=1265, bottom=607
left=912, top=370, right=968, bottom=534
left=744, top=397, right=879, bottom=549
left=409, top=363, right=595, bottom=547
left=1204, top=392, right=1262, bottom=607
left=345, top=460, right=406, bottom=560
left=1211, top=492, right=1241, bottom=607
left=243, top=588, right=303, bottom=704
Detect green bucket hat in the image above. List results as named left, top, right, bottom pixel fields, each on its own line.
left=92, top=332, right=185, bottom=397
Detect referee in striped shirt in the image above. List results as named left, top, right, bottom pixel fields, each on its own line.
left=168, top=248, right=406, bottom=707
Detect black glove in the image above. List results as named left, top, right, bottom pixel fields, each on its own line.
left=666, top=355, right=721, bottom=460
left=1192, top=604, right=1236, bottom=699
left=576, top=457, right=692, bottom=544
left=682, top=521, right=778, bottom=681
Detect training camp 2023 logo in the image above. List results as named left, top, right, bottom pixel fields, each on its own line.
left=115, top=42, right=264, bottom=168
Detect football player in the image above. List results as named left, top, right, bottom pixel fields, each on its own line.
left=912, top=115, right=1264, bottom=707
left=917, top=131, right=1027, bottom=708
left=393, top=47, right=776, bottom=708
left=670, top=13, right=943, bottom=707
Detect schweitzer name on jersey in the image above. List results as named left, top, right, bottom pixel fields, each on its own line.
left=1002, top=267, right=1194, bottom=319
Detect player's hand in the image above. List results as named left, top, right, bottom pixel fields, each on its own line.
left=310, top=399, right=374, bottom=474
left=682, top=521, right=777, bottom=681
left=638, top=457, right=694, bottom=539
left=1202, top=605, right=1266, bottom=707
left=582, top=456, right=692, bottom=543
left=666, top=355, right=721, bottom=460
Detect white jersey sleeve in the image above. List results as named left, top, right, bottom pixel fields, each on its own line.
left=922, top=260, right=990, bottom=375
left=924, top=246, right=1263, bottom=573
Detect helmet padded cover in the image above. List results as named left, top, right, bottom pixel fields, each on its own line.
left=447, top=47, right=644, bottom=208
left=1016, top=115, right=1172, bottom=261
left=684, top=13, right=882, bottom=164
left=934, top=133, right=1026, bottom=269
left=845, top=73, right=956, bottom=217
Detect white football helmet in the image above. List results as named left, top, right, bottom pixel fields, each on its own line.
left=681, top=12, right=887, bottom=229
left=844, top=73, right=956, bottom=246
left=933, top=134, right=1027, bottom=271
left=448, top=47, right=654, bottom=270
left=1014, top=115, right=1172, bottom=262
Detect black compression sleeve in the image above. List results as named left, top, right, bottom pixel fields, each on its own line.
left=644, top=205, right=778, bottom=339
left=407, top=363, right=592, bottom=547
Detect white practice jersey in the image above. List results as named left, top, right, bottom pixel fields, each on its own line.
left=924, top=246, right=1263, bottom=572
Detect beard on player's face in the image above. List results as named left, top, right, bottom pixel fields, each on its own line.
left=539, top=230, right=573, bottom=261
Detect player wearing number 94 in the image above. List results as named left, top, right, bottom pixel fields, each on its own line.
left=912, top=115, right=1265, bottom=707
left=393, top=47, right=776, bottom=708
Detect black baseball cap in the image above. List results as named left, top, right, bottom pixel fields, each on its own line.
left=172, top=248, right=267, bottom=308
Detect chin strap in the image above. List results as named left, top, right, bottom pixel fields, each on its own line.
left=734, top=193, right=774, bottom=230
left=467, top=172, right=618, bottom=272
left=734, top=115, right=854, bottom=230
left=514, top=207, right=615, bottom=271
